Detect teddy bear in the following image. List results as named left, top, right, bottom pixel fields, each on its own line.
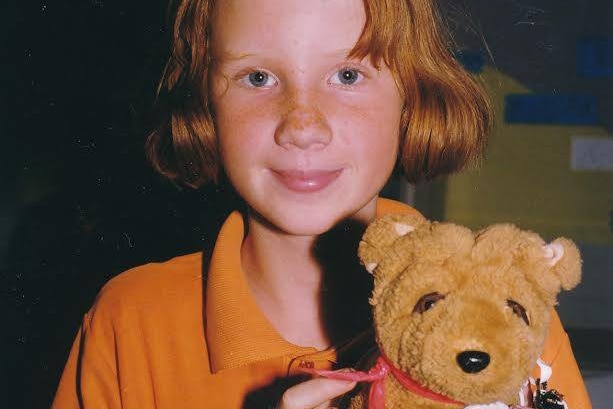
left=312, top=213, right=582, bottom=409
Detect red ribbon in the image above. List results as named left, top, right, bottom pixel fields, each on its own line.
left=301, top=353, right=464, bottom=409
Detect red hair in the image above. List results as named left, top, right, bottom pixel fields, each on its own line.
left=147, top=0, right=492, bottom=187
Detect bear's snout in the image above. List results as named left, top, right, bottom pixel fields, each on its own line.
left=456, top=350, right=490, bottom=373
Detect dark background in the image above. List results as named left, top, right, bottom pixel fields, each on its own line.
left=1, top=1, right=239, bottom=406
left=1, top=0, right=610, bottom=407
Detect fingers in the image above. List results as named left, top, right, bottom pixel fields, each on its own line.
left=278, top=376, right=356, bottom=409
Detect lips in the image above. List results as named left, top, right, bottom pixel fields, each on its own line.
left=271, top=169, right=343, bottom=193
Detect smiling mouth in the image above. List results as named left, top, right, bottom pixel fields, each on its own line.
left=271, top=169, right=343, bottom=193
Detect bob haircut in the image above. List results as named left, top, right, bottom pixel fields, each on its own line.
left=146, top=0, right=493, bottom=187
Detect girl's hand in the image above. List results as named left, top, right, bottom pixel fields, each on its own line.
left=277, top=376, right=357, bottom=409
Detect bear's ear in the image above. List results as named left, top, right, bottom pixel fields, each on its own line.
left=358, top=213, right=425, bottom=274
left=542, top=238, right=582, bottom=291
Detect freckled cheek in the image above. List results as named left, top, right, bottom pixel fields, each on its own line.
left=333, top=103, right=401, bottom=161
left=214, top=95, right=279, bottom=157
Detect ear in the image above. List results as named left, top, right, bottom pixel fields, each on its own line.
left=542, top=238, right=582, bottom=291
left=358, top=213, right=425, bottom=274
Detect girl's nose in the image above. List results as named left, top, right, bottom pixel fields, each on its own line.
left=274, top=104, right=332, bottom=150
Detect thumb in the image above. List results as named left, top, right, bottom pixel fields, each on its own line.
left=278, top=376, right=356, bottom=409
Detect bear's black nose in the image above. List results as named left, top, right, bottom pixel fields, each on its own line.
left=456, top=350, right=490, bottom=373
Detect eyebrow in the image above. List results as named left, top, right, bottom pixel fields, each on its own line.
left=214, top=48, right=356, bottom=63
left=214, top=50, right=258, bottom=63
left=325, top=48, right=354, bottom=57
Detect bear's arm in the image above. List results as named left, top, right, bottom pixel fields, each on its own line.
left=534, top=309, right=592, bottom=409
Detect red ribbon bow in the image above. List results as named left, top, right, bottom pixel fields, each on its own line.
left=302, top=353, right=464, bottom=409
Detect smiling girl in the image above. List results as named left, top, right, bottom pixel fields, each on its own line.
left=52, top=0, right=591, bottom=408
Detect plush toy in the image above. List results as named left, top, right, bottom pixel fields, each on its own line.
left=313, top=214, right=582, bottom=409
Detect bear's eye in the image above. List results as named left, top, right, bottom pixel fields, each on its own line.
left=413, top=292, right=445, bottom=314
left=507, top=299, right=530, bottom=325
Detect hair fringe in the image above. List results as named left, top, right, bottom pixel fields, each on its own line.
left=146, top=0, right=493, bottom=187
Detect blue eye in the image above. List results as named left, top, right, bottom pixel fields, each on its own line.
left=247, top=71, right=272, bottom=87
left=337, top=68, right=360, bottom=85
left=329, top=67, right=364, bottom=87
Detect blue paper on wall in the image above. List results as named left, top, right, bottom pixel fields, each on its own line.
left=577, top=38, right=613, bottom=78
left=505, top=94, right=599, bottom=125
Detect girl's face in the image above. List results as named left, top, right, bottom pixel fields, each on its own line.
left=210, top=0, right=403, bottom=236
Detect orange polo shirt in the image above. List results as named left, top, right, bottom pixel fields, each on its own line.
left=52, top=198, right=591, bottom=409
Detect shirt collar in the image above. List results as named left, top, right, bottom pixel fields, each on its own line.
left=205, top=198, right=422, bottom=372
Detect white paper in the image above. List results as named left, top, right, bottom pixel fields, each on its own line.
left=571, top=137, right=613, bottom=171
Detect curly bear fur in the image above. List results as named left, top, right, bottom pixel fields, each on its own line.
left=348, top=214, right=581, bottom=409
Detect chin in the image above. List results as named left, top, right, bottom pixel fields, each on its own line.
left=253, top=196, right=377, bottom=237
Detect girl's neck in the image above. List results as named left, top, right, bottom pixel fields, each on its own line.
left=241, top=217, right=328, bottom=348
left=241, top=209, right=375, bottom=350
